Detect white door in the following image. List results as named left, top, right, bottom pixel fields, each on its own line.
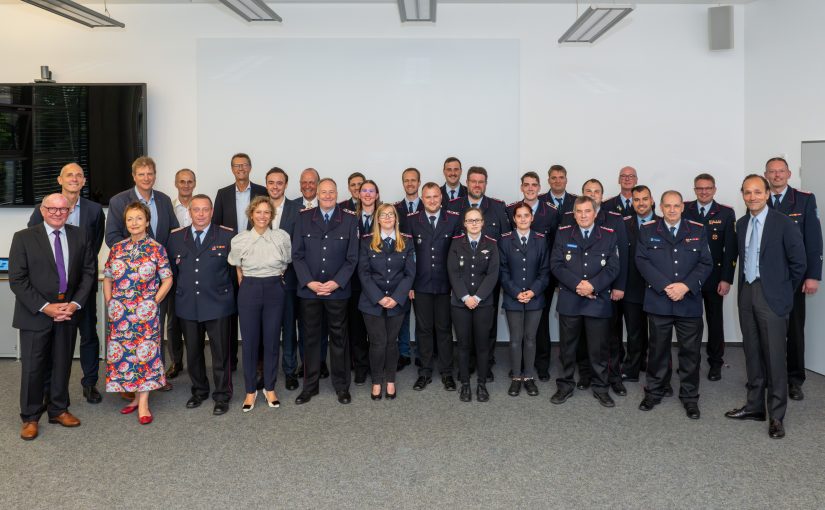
left=801, top=140, right=825, bottom=376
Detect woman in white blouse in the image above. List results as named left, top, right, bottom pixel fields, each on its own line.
left=228, top=196, right=292, bottom=412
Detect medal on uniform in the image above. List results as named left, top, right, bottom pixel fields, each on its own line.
left=459, top=258, right=464, bottom=267
left=565, top=253, right=571, bottom=261
left=417, top=238, right=422, bottom=244
left=601, top=259, right=606, bottom=266
left=712, top=234, right=718, bottom=240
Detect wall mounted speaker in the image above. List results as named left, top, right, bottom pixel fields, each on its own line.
left=709, top=6, right=733, bottom=51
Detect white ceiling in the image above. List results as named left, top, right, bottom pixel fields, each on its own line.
left=0, top=0, right=755, bottom=4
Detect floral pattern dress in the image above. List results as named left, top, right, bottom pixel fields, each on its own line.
left=104, top=237, right=173, bottom=393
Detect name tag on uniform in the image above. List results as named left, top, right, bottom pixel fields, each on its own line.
left=565, top=243, right=578, bottom=249
left=685, top=237, right=700, bottom=243
left=650, top=237, right=662, bottom=243
left=708, top=219, right=722, bottom=225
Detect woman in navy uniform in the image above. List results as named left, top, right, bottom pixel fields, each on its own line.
left=448, top=207, right=500, bottom=403
left=358, top=203, right=416, bottom=400
left=500, top=202, right=551, bottom=397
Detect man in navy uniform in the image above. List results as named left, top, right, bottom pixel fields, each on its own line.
left=406, top=182, right=461, bottom=391
left=506, top=171, right=559, bottom=381
left=339, top=172, right=365, bottom=211
left=394, top=168, right=424, bottom=370
left=440, top=157, right=467, bottom=205
left=683, top=173, right=737, bottom=381
left=635, top=191, right=712, bottom=419
left=539, top=164, right=577, bottom=215
left=292, top=178, right=359, bottom=405
left=764, top=156, right=822, bottom=401
left=167, top=194, right=236, bottom=415
left=602, top=166, right=638, bottom=217
left=549, top=196, right=620, bottom=408
left=725, top=175, right=806, bottom=439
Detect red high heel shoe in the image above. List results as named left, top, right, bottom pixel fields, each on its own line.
left=138, top=411, right=153, bottom=425
left=120, top=403, right=139, bottom=414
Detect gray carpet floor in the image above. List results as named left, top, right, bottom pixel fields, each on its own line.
left=1, top=346, right=824, bottom=509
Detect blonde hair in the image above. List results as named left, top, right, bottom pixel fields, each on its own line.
left=370, top=203, right=405, bottom=253
left=246, top=195, right=274, bottom=226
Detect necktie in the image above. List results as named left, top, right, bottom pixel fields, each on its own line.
left=556, top=198, right=563, bottom=208
left=470, top=203, right=479, bottom=208
left=745, top=217, right=759, bottom=283
left=429, top=215, right=436, bottom=230
left=52, top=230, right=67, bottom=294
left=364, top=214, right=371, bottom=231
left=195, top=230, right=203, bottom=248
left=521, top=235, right=527, bottom=248
left=408, top=202, right=414, bottom=214
left=450, top=190, right=456, bottom=200
left=670, top=226, right=676, bottom=238
left=470, top=240, right=478, bottom=251
left=773, top=194, right=781, bottom=207
left=699, top=206, right=705, bottom=218
left=305, top=201, right=311, bottom=209
left=324, top=213, right=330, bottom=224
left=384, top=237, right=394, bottom=251
left=625, top=199, right=631, bottom=211
left=584, top=230, right=589, bottom=240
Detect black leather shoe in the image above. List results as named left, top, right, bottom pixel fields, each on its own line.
left=294, top=389, right=318, bottom=405
left=319, top=362, right=330, bottom=379
left=354, top=371, right=368, bottom=386
left=524, top=379, right=539, bottom=397
left=576, top=378, right=591, bottom=390
left=638, top=397, right=657, bottom=411
left=623, top=374, right=640, bottom=382
left=663, top=384, right=674, bottom=397
left=83, top=385, right=102, bottom=404
left=508, top=379, right=522, bottom=396
left=476, top=384, right=489, bottom=402
left=213, top=401, right=229, bottom=415
left=724, top=406, right=766, bottom=421
left=397, top=356, right=411, bottom=371
left=769, top=419, right=785, bottom=439
left=708, top=366, right=722, bottom=381
left=385, top=388, right=397, bottom=400
left=486, top=372, right=495, bottom=383
left=285, top=374, right=299, bottom=391
left=413, top=376, right=431, bottom=391
left=336, top=390, right=352, bottom=404
left=442, top=376, right=457, bottom=391
left=185, top=396, right=204, bottom=409
left=789, top=384, right=804, bottom=401
left=165, top=363, right=182, bottom=380
left=550, top=388, right=574, bottom=405
left=459, top=383, right=472, bottom=402
left=537, top=370, right=550, bottom=382
left=594, top=392, right=615, bottom=408
left=611, top=381, right=627, bottom=396
left=684, top=402, right=701, bottom=420
left=370, top=390, right=382, bottom=401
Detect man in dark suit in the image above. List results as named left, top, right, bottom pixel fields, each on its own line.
left=28, top=163, right=105, bottom=404
left=213, top=152, right=268, bottom=371
left=764, top=156, right=823, bottom=401
left=683, top=173, right=738, bottom=381
left=11, top=193, right=96, bottom=440
left=725, top=174, right=806, bottom=439
left=539, top=164, right=577, bottom=214
left=167, top=195, right=236, bottom=415
left=440, top=156, right=467, bottom=205
left=602, top=166, right=638, bottom=217
left=339, top=172, right=365, bottom=211
left=394, top=168, right=424, bottom=371
left=294, top=168, right=320, bottom=209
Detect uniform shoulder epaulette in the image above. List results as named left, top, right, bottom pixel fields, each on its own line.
left=489, top=197, right=505, bottom=204
left=449, top=196, right=462, bottom=203
left=361, top=233, right=372, bottom=239
left=607, top=210, right=622, bottom=216
left=446, top=210, right=460, bottom=216
left=393, top=200, right=404, bottom=206
left=299, top=206, right=314, bottom=213
left=546, top=202, right=558, bottom=210
left=600, top=226, right=614, bottom=233
left=534, top=232, right=546, bottom=238
left=342, top=208, right=356, bottom=215
left=623, top=215, right=633, bottom=220
left=401, top=233, right=412, bottom=239
left=506, top=201, right=518, bottom=208
left=558, top=224, right=573, bottom=230
left=483, top=234, right=498, bottom=242
left=408, top=210, right=421, bottom=217
left=219, top=225, right=234, bottom=231
left=718, top=203, right=734, bottom=209
left=501, top=231, right=514, bottom=238
left=798, top=189, right=812, bottom=195
left=452, top=233, right=465, bottom=239
left=687, top=219, right=704, bottom=227
left=642, top=219, right=657, bottom=226
left=563, top=211, right=573, bottom=216
left=171, top=226, right=185, bottom=233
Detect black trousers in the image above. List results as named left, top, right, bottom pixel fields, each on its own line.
left=557, top=315, right=609, bottom=394
left=621, top=301, right=649, bottom=379
left=280, top=288, right=299, bottom=376
left=576, top=301, right=623, bottom=383
left=646, top=314, right=702, bottom=404
left=487, top=284, right=501, bottom=363
left=364, top=311, right=405, bottom=384
left=739, top=280, right=789, bottom=421
left=181, top=316, right=231, bottom=402
left=506, top=309, right=542, bottom=379
left=75, top=286, right=100, bottom=387
left=786, top=285, right=806, bottom=386
left=454, top=305, right=494, bottom=384
left=413, top=292, right=454, bottom=377
left=702, top=288, right=725, bottom=368
left=20, top=321, right=76, bottom=422
left=229, top=271, right=241, bottom=369
left=347, top=290, right=370, bottom=378
left=299, top=298, right=350, bottom=394
left=238, top=276, right=285, bottom=394
left=534, top=284, right=556, bottom=375
left=165, top=290, right=185, bottom=367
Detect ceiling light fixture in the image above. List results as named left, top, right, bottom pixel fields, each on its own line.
left=21, top=0, right=125, bottom=28
left=218, top=0, right=282, bottom=22
left=398, top=0, right=436, bottom=23
left=558, top=4, right=634, bottom=44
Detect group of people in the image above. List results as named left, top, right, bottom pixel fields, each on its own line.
left=9, top=154, right=820, bottom=442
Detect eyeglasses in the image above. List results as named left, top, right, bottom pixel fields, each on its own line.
left=231, top=163, right=250, bottom=170
left=360, top=189, right=377, bottom=195
left=694, top=187, right=715, bottom=192
left=465, top=218, right=483, bottom=224
left=378, top=213, right=396, bottom=219
left=42, top=206, right=70, bottom=215
left=620, top=175, right=637, bottom=180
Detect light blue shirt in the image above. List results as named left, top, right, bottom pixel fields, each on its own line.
left=191, top=224, right=211, bottom=240
left=426, top=209, right=441, bottom=229
left=134, top=186, right=158, bottom=237
left=66, top=200, right=80, bottom=227
left=665, top=220, right=682, bottom=236
left=637, top=213, right=654, bottom=227
left=235, top=184, right=252, bottom=233
left=467, top=197, right=484, bottom=209
left=404, top=198, right=420, bottom=213
left=773, top=186, right=788, bottom=206
left=745, top=206, right=769, bottom=281
left=515, top=230, right=531, bottom=244
left=697, top=200, right=713, bottom=215
left=320, top=206, right=335, bottom=220
left=579, top=226, right=593, bottom=239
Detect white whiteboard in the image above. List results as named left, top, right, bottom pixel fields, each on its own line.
left=801, top=140, right=825, bottom=376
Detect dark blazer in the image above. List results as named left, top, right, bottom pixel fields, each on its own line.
left=395, top=198, right=424, bottom=233
left=406, top=208, right=461, bottom=294
left=447, top=195, right=511, bottom=240
left=551, top=225, right=619, bottom=318
left=683, top=200, right=737, bottom=289
left=29, top=197, right=105, bottom=270
left=768, top=186, right=823, bottom=280
left=9, top=224, right=96, bottom=331
left=357, top=234, right=416, bottom=317
left=635, top=219, right=712, bottom=318
left=277, top=199, right=302, bottom=290
left=737, top=209, right=807, bottom=317
left=292, top=195, right=316, bottom=209
left=447, top=234, right=500, bottom=307
left=499, top=230, right=551, bottom=311
left=506, top=200, right=559, bottom=238
left=106, top=187, right=179, bottom=248
left=213, top=182, right=268, bottom=233
left=602, top=193, right=635, bottom=217
left=539, top=191, right=577, bottom=216
left=166, top=224, right=237, bottom=322
left=441, top=183, right=467, bottom=206
left=624, top=214, right=659, bottom=304
left=338, top=198, right=358, bottom=212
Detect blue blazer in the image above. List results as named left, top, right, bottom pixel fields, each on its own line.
left=499, top=230, right=551, bottom=311
left=106, top=188, right=179, bottom=248
left=405, top=208, right=461, bottom=294
left=736, top=209, right=807, bottom=317
left=357, top=235, right=416, bottom=317
left=213, top=182, right=268, bottom=234
left=562, top=207, right=629, bottom=291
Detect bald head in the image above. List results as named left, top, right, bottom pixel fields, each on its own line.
left=618, top=166, right=638, bottom=194
left=57, top=162, right=86, bottom=196
left=300, top=167, right=321, bottom=201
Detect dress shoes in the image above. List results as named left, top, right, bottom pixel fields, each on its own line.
left=354, top=371, right=368, bottom=386
left=294, top=389, right=319, bottom=405
left=265, top=391, right=280, bottom=408
left=638, top=397, right=658, bottom=411
left=576, top=378, right=591, bottom=390
left=285, top=374, right=300, bottom=391
left=707, top=365, right=722, bottom=381
left=486, top=372, right=495, bottom=383
left=413, top=376, right=431, bottom=391
left=371, top=387, right=383, bottom=401
left=724, top=407, right=766, bottom=421
left=663, top=384, right=674, bottom=398
left=684, top=402, right=701, bottom=420
left=185, top=396, right=204, bottom=409
left=789, top=384, right=804, bottom=401
left=213, top=401, right=229, bottom=415
left=508, top=379, right=522, bottom=397
left=157, top=382, right=173, bottom=392
left=550, top=388, right=574, bottom=405
left=611, top=381, right=627, bottom=396
left=83, top=385, right=102, bottom=404
left=594, top=392, right=615, bottom=408
left=459, top=383, right=472, bottom=402
left=21, top=421, right=38, bottom=441
left=319, top=362, right=330, bottom=379
left=336, top=390, right=352, bottom=404
left=165, top=363, right=182, bottom=380
left=524, top=379, right=539, bottom=397
left=120, top=403, right=139, bottom=414
left=769, top=419, right=785, bottom=439
left=397, top=356, right=411, bottom=371
left=296, top=364, right=304, bottom=377
left=242, top=392, right=258, bottom=413
left=442, top=375, right=457, bottom=391
left=385, top=388, right=397, bottom=400
left=537, top=370, right=550, bottom=382
left=48, top=412, right=81, bottom=427
left=476, top=383, right=489, bottom=402
left=138, top=412, right=153, bottom=425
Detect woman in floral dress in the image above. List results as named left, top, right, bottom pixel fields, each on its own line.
left=104, top=202, right=173, bottom=424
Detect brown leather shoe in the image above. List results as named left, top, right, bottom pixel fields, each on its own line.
left=20, top=421, right=38, bottom=440
left=48, top=412, right=81, bottom=427
left=157, top=382, right=173, bottom=392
